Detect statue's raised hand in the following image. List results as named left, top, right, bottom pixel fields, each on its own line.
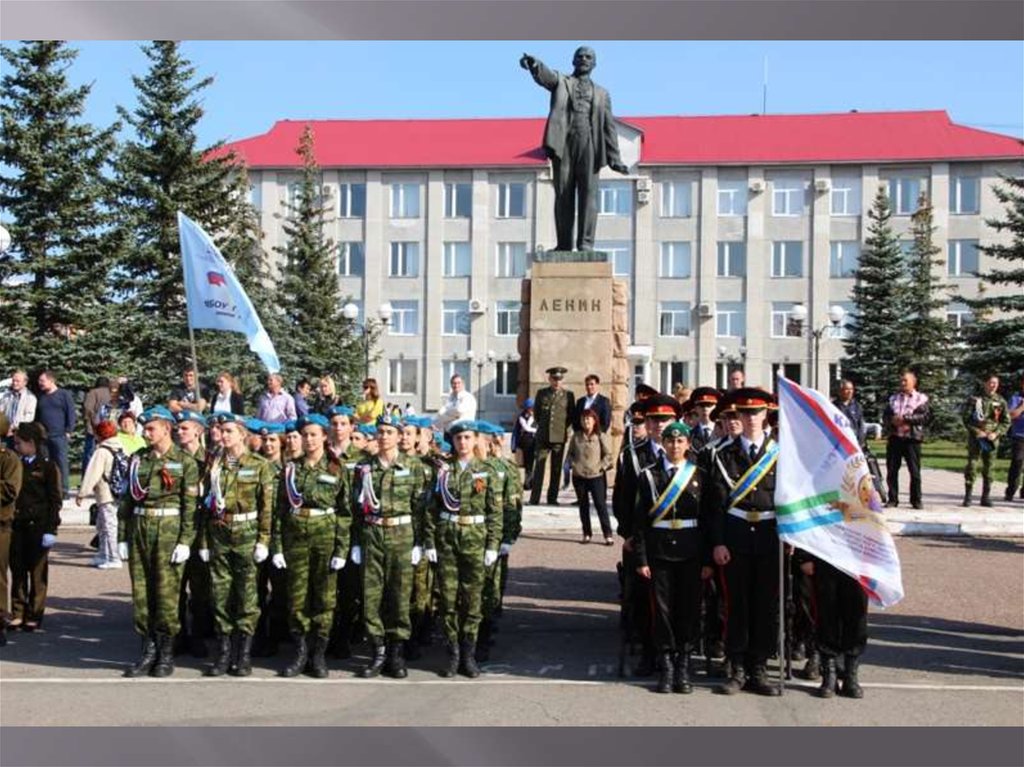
left=610, top=162, right=630, bottom=175
left=520, top=53, right=536, bottom=70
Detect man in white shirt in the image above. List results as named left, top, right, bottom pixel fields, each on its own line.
left=1, top=370, right=37, bottom=440
left=434, top=375, right=477, bottom=434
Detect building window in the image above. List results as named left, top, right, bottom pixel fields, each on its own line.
left=442, top=301, right=471, bottom=336
left=948, top=240, right=980, bottom=277
left=442, top=241, right=472, bottom=278
left=946, top=302, right=974, bottom=335
left=338, top=242, right=365, bottom=277
left=717, top=180, right=747, bottom=216
left=660, top=180, right=692, bottom=217
left=339, top=183, right=366, bottom=218
left=389, top=300, right=419, bottom=336
left=495, top=360, right=519, bottom=396
left=715, top=302, right=746, bottom=339
left=495, top=242, right=528, bottom=278
left=950, top=175, right=980, bottom=215
left=659, top=361, right=689, bottom=392
left=388, top=359, right=418, bottom=396
left=389, top=242, right=420, bottom=277
left=286, top=182, right=303, bottom=208
left=771, top=302, right=804, bottom=338
left=496, top=182, right=526, bottom=218
left=829, top=241, right=860, bottom=278
left=659, top=301, right=691, bottom=337
left=888, top=176, right=925, bottom=215
left=495, top=301, right=521, bottom=336
left=441, top=360, right=471, bottom=395
left=598, top=181, right=632, bottom=216
left=248, top=182, right=262, bottom=210
left=659, top=242, right=692, bottom=279
left=771, top=362, right=803, bottom=387
left=444, top=182, right=472, bottom=218
left=390, top=182, right=421, bottom=218
left=717, top=242, right=747, bottom=277
left=830, top=175, right=861, bottom=216
left=898, top=239, right=915, bottom=268
left=771, top=241, right=803, bottom=277
left=595, top=240, right=632, bottom=277
left=772, top=177, right=805, bottom=216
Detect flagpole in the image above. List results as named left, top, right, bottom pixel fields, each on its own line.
left=777, top=538, right=785, bottom=695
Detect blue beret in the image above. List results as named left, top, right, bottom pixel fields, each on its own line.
left=524, top=398, right=535, bottom=409
left=439, top=440, right=452, bottom=453
left=283, top=420, right=299, bottom=434
left=376, top=412, right=402, bottom=429
left=448, top=420, right=479, bottom=436
left=329, top=405, right=355, bottom=417
left=243, top=417, right=265, bottom=432
left=357, top=423, right=377, bottom=436
left=139, top=406, right=175, bottom=424
left=297, top=414, right=330, bottom=431
left=175, top=410, right=208, bottom=426
left=259, top=422, right=285, bottom=436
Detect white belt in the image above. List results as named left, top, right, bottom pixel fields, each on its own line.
left=727, top=508, right=776, bottom=523
left=652, top=518, right=698, bottom=530
left=440, top=512, right=485, bottom=525
left=223, top=511, right=259, bottom=523
left=363, top=514, right=412, bottom=527
left=134, top=507, right=180, bottom=518
left=290, top=507, right=334, bottom=518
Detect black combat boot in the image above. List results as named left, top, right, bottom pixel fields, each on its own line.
left=388, top=641, right=408, bottom=679
left=150, top=633, right=176, bottom=677
left=207, top=634, right=232, bottom=677
left=798, top=648, right=822, bottom=681
left=655, top=652, right=674, bottom=694
left=962, top=486, right=973, bottom=507
left=815, top=655, right=838, bottom=698
left=124, top=635, right=158, bottom=678
left=476, top=620, right=492, bottom=661
left=404, top=638, right=422, bottom=660
left=0, top=623, right=6, bottom=647
left=280, top=633, right=308, bottom=677
left=841, top=654, right=864, bottom=698
left=231, top=634, right=254, bottom=677
left=361, top=642, right=387, bottom=678
left=716, top=657, right=746, bottom=695
left=440, top=641, right=460, bottom=678
left=980, top=479, right=993, bottom=507
left=791, top=641, right=807, bottom=662
left=308, top=634, right=329, bottom=678
left=459, top=640, right=481, bottom=678
left=673, top=652, right=693, bottom=694
left=748, top=661, right=781, bottom=696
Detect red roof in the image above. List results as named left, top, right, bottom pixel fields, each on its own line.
left=218, top=110, right=1023, bottom=169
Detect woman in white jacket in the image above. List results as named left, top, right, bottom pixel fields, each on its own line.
left=76, top=420, right=123, bottom=568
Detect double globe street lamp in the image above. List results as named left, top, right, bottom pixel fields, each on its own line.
left=342, top=301, right=394, bottom=379
left=790, top=303, right=847, bottom=392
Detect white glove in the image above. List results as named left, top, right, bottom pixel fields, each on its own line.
left=350, top=546, right=362, bottom=565
left=118, top=541, right=130, bottom=561
left=329, top=556, right=346, bottom=571
left=271, top=553, right=287, bottom=569
left=499, top=542, right=512, bottom=557
left=484, top=549, right=498, bottom=567
left=425, top=548, right=438, bottom=563
left=169, top=544, right=191, bottom=564
left=411, top=546, right=422, bottom=566
left=253, top=543, right=269, bottom=564
left=198, top=548, right=210, bottom=563
left=40, top=533, right=57, bottom=548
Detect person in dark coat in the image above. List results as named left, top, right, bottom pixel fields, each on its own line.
left=572, top=374, right=612, bottom=433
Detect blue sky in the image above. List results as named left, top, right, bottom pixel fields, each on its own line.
left=48, top=40, right=1024, bottom=145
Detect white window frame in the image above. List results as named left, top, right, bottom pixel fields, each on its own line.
left=596, top=240, right=633, bottom=278
left=388, top=242, right=420, bottom=278
left=338, top=182, right=366, bottom=218
left=495, top=242, right=528, bottom=278
left=338, top=241, right=365, bottom=277
left=771, top=302, right=803, bottom=338
left=444, top=182, right=472, bottom=219
left=442, top=301, right=471, bottom=336
left=495, top=301, right=521, bottom=337
left=830, top=175, right=861, bottom=216
left=286, top=181, right=303, bottom=209
left=659, top=242, right=692, bottom=278
left=660, top=180, right=692, bottom=218
left=248, top=182, right=262, bottom=210
left=717, top=180, right=747, bottom=217
left=495, top=360, right=519, bottom=397
left=658, top=301, right=691, bottom=337
left=771, top=241, right=804, bottom=278
left=888, top=176, right=924, bottom=215
left=829, top=241, right=860, bottom=278
left=659, top=361, right=689, bottom=392
left=772, top=177, right=805, bottom=217
left=388, top=359, right=418, bottom=396
left=598, top=181, right=632, bottom=216
left=390, top=182, right=421, bottom=219
left=389, top=300, right=420, bottom=336
left=717, top=242, right=747, bottom=277
left=948, top=240, right=980, bottom=277
left=715, top=302, right=746, bottom=339
left=442, top=241, right=472, bottom=278
left=949, top=175, right=980, bottom=215
left=441, top=360, right=471, bottom=396
left=946, top=304, right=974, bottom=335
left=496, top=182, right=526, bottom=218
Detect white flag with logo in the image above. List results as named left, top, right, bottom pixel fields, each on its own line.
left=178, top=211, right=281, bottom=373
left=775, top=375, right=904, bottom=608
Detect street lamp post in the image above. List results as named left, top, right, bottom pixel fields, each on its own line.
left=342, top=301, right=394, bottom=379
left=791, top=304, right=846, bottom=392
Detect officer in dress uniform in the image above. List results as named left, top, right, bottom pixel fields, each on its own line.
left=424, top=421, right=503, bottom=678
left=707, top=388, right=782, bottom=696
left=118, top=406, right=201, bottom=678
left=174, top=410, right=212, bottom=658
left=686, top=388, right=721, bottom=455
left=529, top=367, right=576, bottom=506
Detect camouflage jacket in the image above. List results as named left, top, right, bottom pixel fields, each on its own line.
left=424, top=456, right=503, bottom=552
left=117, top=444, right=201, bottom=545
left=963, top=392, right=1011, bottom=439
left=273, top=453, right=351, bottom=558
left=197, top=451, right=276, bottom=548
left=352, top=451, right=427, bottom=547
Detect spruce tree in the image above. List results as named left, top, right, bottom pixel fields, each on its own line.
left=960, top=174, right=1024, bottom=382
left=843, top=184, right=913, bottom=419
left=0, top=41, right=122, bottom=388
left=274, top=124, right=366, bottom=400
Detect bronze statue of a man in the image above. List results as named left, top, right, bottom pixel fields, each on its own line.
left=521, top=47, right=630, bottom=253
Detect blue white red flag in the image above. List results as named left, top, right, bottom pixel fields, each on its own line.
left=775, top=375, right=904, bottom=608
left=178, top=211, right=281, bottom=373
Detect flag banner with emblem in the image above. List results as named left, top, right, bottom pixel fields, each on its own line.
left=775, top=375, right=904, bottom=608
left=178, top=211, right=281, bottom=373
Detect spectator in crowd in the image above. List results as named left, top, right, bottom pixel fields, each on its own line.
left=294, top=379, right=312, bottom=418
left=433, top=374, right=477, bottom=435
left=81, top=376, right=110, bottom=479
left=168, top=369, right=210, bottom=415
left=566, top=408, right=614, bottom=545
left=116, top=411, right=146, bottom=454
left=76, top=420, right=123, bottom=569
left=1006, top=373, right=1024, bottom=503
left=883, top=370, right=930, bottom=510
left=727, top=369, right=746, bottom=391
left=34, top=371, right=75, bottom=497
left=117, top=379, right=144, bottom=420
left=404, top=402, right=417, bottom=416
left=355, top=378, right=386, bottom=424
left=1, top=370, right=38, bottom=446
left=573, top=374, right=612, bottom=433
left=511, top=398, right=537, bottom=489
left=962, top=374, right=1011, bottom=508
left=313, top=376, right=339, bottom=416
left=256, top=373, right=297, bottom=424
left=833, top=379, right=867, bottom=447
left=211, top=371, right=245, bottom=415
left=672, top=383, right=692, bottom=408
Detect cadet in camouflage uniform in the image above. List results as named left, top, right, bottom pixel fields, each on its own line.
left=118, top=406, right=200, bottom=678
left=197, top=414, right=276, bottom=676
left=424, top=421, right=502, bottom=678
left=253, top=422, right=288, bottom=657
left=350, top=414, right=427, bottom=678
left=272, top=414, right=351, bottom=678
left=962, top=374, right=1011, bottom=507
left=401, top=416, right=437, bottom=659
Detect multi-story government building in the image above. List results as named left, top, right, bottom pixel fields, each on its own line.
left=223, top=110, right=1024, bottom=423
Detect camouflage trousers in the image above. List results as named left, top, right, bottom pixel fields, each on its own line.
left=208, top=519, right=260, bottom=636
left=480, top=552, right=508, bottom=621
left=282, top=513, right=338, bottom=640
left=409, top=558, right=435, bottom=625
left=361, top=523, right=414, bottom=643
left=435, top=521, right=486, bottom=644
left=965, top=436, right=998, bottom=486
left=178, top=549, right=214, bottom=641
left=330, top=559, right=363, bottom=649
left=128, top=515, right=186, bottom=637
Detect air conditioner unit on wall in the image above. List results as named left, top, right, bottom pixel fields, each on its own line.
left=748, top=180, right=764, bottom=193
left=697, top=302, right=713, bottom=318
left=637, top=189, right=651, bottom=204
left=468, top=299, right=486, bottom=314
left=814, top=179, right=831, bottom=193
left=636, top=177, right=652, bottom=192
left=321, top=184, right=333, bottom=197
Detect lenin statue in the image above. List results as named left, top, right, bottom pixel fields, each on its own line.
left=520, top=46, right=630, bottom=252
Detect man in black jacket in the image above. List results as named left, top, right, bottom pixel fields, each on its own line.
left=572, top=374, right=612, bottom=433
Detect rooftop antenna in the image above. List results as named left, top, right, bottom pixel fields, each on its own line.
left=762, top=55, right=768, bottom=115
